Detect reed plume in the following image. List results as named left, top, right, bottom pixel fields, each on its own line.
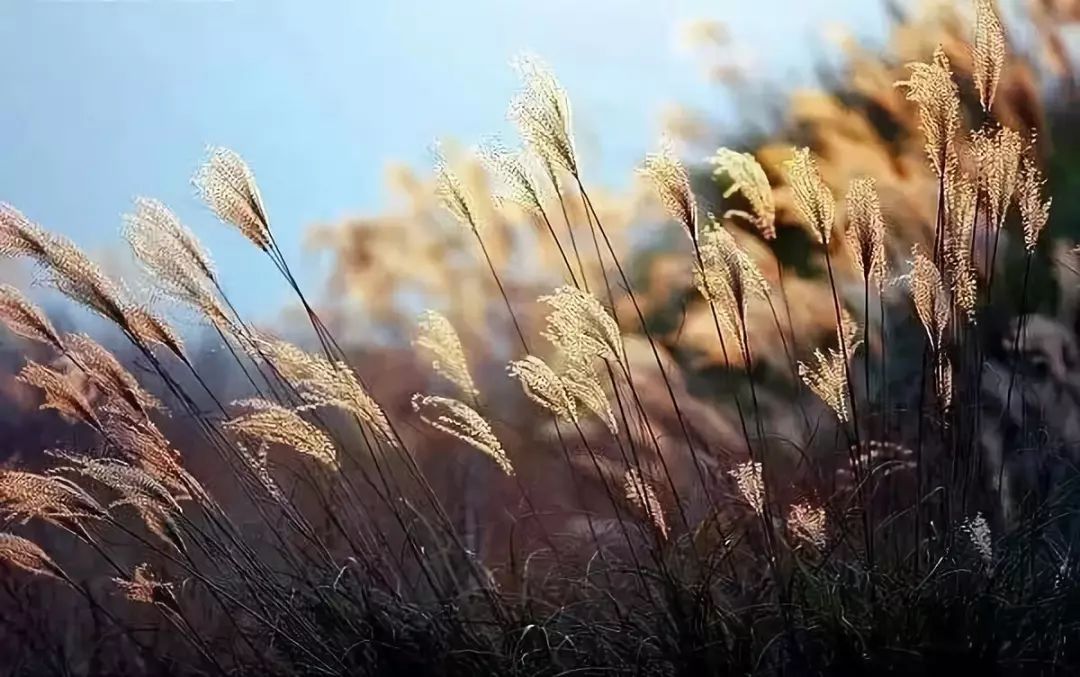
left=0, top=284, right=64, bottom=351
left=224, top=399, right=338, bottom=469
left=480, top=143, right=545, bottom=217
left=193, top=146, right=271, bottom=251
left=508, top=355, right=577, bottom=421
left=641, top=138, right=698, bottom=241
left=415, top=310, right=478, bottom=398
left=560, top=358, right=617, bottom=434
left=896, top=46, right=961, bottom=176
left=113, top=562, right=177, bottom=609
left=962, top=512, right=993, bottom=566
left=788, top=501, right=828, bottom=550
left=844, top=178, right=888, bottom=289
left=709, top=148, right=776, bottom=239
left=973, top=0, right=1006, bottom=112
left=0, top=532, right=66, bottom=581
left=434, top=147, right=481, bottom=230
left=539, top=285, right=625, bottom=365
left=798, top=346, right=852, bottom=422
left=944, top=168, right=978, bottom=318
left=909, top=245, right=951, bottom=351
left=729, top=460, right=764, bottom=515
left=103, top=414, right=191, bottom=501
left=65, top=333, right=161, bottom=417
left=0, top=470, right=105, bottom=526
left=17, top=360, right=102, bottom=432
left=624, top=468, right=668, bottom=539
left=411, top=394, right=513, bottom=476
left=972, top=125, right=1022, bottom=231
left=786, top=147, right=836, bottom=244
left=509, top=54, right=578, bottom=177
left=1018, top=154, right=1052, bottom=252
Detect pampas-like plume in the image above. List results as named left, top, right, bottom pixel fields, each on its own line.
left=17, top=360, right=102, bottom=432
left=972, top=125, right=1022, bottom=231
left=799, top=347, right=851, bottom=422
left=480, top=143, right=545, bottom=217
left=123, top=198, right=231, bottom=331
left=786, top=147, right=836, bottom=244
left=709, top=148, right=776, bottom=239
left=962, top=512, right=993, bottom=566
left=624, top=468, right=668, bottom=539
left=0, top=284, right=63, bottom=351
left=973, top=0, right=1006, bottom=112
left=1018, top=155, right=1052, bottom=252
left=909, top=245, right=951, bottom=351
left=0, top=533, right=66, bottom=581
left=415, top=310, right=478, bottom=398
left=729, top=460, right=764, bottom=514
left=0, top=203, right=59, bottom=260
left=125, top=305, right=187, bottom=360
left=539, top=286, right=625, bottom=365
left=896, top=46, right=961, bottom=176
left=433, top=146, right=481, bottom=230
left=560, top=358, right=617, bottom=434
left=113, top=562, right=176, bottom=608
left=193, top=147, right=271, bottom=251
left=256, top=337, right=395, bottom=445
left=788, top=502, right=828, bottom=550
left=845, top=178, right=888, bottom=289
left=508, top=355, right=577, bottom=421
left=0, top=470, right=105, bottom=526
left=224, top=400, right=337, bottom=469
left=509, top=54, right=578, bottom=177
left=412, top=394, right=513, bottom=476
left=944, top=169, right=978, bottom=319
left=65, top=333, right=161, bottom=417
left=103, top=414, right=191, bottom=501
left=641, top=138, right=698, bottom=241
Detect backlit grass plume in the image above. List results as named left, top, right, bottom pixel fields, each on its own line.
left=0, top=284, right=63, bottom=351
left=65, top=333, right=161, bottom=417
left=641, top=137, right=698, bottom=241
left=412, top=393, right=513, bottom=476
left=896, top=46, right=961, bottom=176
left=0, top=470, right=105, bottom=527
left=786, top=147, right=835, bottom=244
left=193, top=146, right=271, bottom=251
left=624, top=468, right=668, bottom=539
left=415, top=310, right=478, bottom=399
left=224, top=399, right=338, bottom=469
left=0, top=533, right=66, bottom=581
left=540, top=285, right=625, bottom=365
left=1018, top=153, right=1051, bottom=252
left=509, top=54, right=578, bottom=177
left=844, top=178, right=887, bottom=289
left=17, top=360, right=102, bottom=432
left=709, top=148, right=776, bottom=239
left=973, top=0, right=1006, bottom=112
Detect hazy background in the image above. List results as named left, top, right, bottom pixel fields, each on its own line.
left=0, top=0, right=888, bottom=317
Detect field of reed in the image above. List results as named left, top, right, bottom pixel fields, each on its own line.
left=5, top=0, right=1080, bottom=674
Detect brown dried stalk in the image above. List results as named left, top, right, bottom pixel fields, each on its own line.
left=641, top=138, right=698, bottom=241
left=709, top=148, right=776, bottom=240
left=415, top=310, right=478, bottom=398
left=412, top=393, right=513, bottom=476
left=786, top=147, right=836, bottom=244
left=193, top=147, right=271, bottom=251
left=224, top=399, right=337, bottom=469
left=624, top=468, right=668, bottom=539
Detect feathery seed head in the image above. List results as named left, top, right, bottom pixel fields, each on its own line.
left=193, top=147, right=271, bottom=251
left=17, top=360, right=102, bottom=432
left=844, top=178, right=888, bottom=289
left=412, top=393, right=513, bottom=476
left=729, top=460, right=764, bottom=514
left=624, top=468, right=668, bottom=539
left=709, top=148, right=776, bottom=239
left=788, top=502, right=828, bottom=550
left=0, top=285, right=63, bottom=351
left=113, top=563, right=176, bottom=608
left=65, top=333, right=160, bottom=417
left=972, top=125, right=1022, bottom=230
left=539, top=286, right=625, bottom=365
left=508, top=355, right=577, bottom=421
left=480, top=143, right=545, bottom=216
left=1018, top=154, right=1051, bottom=252
left=560, top=358, right=617, bottom=434
left=962, top=512, right=993, bottom=566
left=415, top=310, right=478, bottom=398
left=0, top=470, right=105, bottom=526
left=973, top=0, right=1006, bottom=112
left=895, top=46, right=961, bottom=175
left=786, top=147, right=836, bottom=244
left=509, top=54, right=578, bottom=177
left=909, top=244, right=951, bottom=350
left=224, top=400, right=338, bottom=469
left=641, top=138, right=698, bottom=241
left=433, top=145, right=481, bottom=230
left=799, top=347, right=851, bottom=422
left=0, top=533, right=66, bottom=581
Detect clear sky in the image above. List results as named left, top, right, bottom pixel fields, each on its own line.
left=0, top=0, right=888, bottom=319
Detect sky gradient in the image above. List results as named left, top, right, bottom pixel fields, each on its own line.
left=0, top=0, right=888, bottom=318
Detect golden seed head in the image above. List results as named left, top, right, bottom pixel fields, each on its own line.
left=412, top=393, right=513, bottom=476
left=509, top=54, right=578, bottom=177
left=973, top=0, right=1006, bottom=112
left=224, top=399, right=338, bottom=469
left=844, top=178, right=888, bottom=289
left=433, top=146, right=481, bottom=230
left=909, top=244, right=951, bottom=350
left=480, top=143, right=544, bottom=216
left=944, top=167, right=978, bottom=320
left=193, top=146, right=271, bottom=251
left=972, top=125, right=1023, bottom=230
left=508, top=355, right=577, bottom=421
left=0, top=284, right=63, bottom=351
left=694, top=222, right=769, bottom=346
left=709, top=148, right=776, bottom=240
left=1018, top=155, right=1051, bottom=252
left=788, top=501, right=828, bottom=550
left=539, top=286, right=625, bottom=365
left=0, top=532, right=66, bottom=581
left=559, top=357, right=617, bottom=434
left=786, top=147, right=835, bottom=244
left=64, top=333, right=160, bottom=417
left=0, top=469, right=105, bottom=527
left=641, top=137, right=698, bottom=241
left=17, top=360, right=102, bottom=432
left=798, top=347, right=851, bottom=422
left=624, top=468, right=668, bottom=539
left=113, top=562, right=175, bottom=607
left=729, top=460, right=764, bottom=514
left=415, top=310, right=478, bottom=398
left=895, top=46, right=961, bottom=176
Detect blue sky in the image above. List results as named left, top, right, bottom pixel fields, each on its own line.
left=0, top=0, right=887, bottom=319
